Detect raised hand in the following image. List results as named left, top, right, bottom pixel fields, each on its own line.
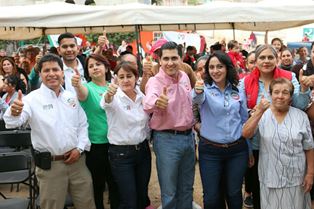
left=105, top=77, right=119, bottom=103
left=98, top=30, right=108, bottom=48
left=142, top=58, right=154, bottom=77
left=194, top=72, right=204, bottom=94
left=155, top=86, right=168, bottom=109
left=299, top=69, right=312, bottom=92
left=257, top=95, right=270, bottom=112
left=71, top=68, right=81, bottom=88
left=11, top=90, right=24, bottom=116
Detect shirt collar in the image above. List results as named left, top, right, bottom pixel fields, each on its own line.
left=207, top=82, right=231, bottom=90
left=157, top=67, right=182, bottom=83
left=40, top=83, right=64, bottom=98
left=117, top=85, right=143, bottom=103
left=62, top=58, right=82, bottom=71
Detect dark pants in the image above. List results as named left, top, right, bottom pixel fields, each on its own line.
left=85, top=143, right=119, bottom=209
left=108, top=140, right=151, bottom=209
left=251, top=150, right=260, bottom=209
left=199, top=138, right=248, bottom=209
left=244, top=163, right=254, bottom=194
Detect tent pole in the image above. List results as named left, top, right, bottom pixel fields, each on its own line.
left=232, top=23, right=235, bottom=40
left=135, top=25, right=142, bottom=75
left=264, top=30, right=269, bottom=44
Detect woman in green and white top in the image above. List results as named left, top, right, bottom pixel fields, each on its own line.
left=71, top=54, right=119, bottom=209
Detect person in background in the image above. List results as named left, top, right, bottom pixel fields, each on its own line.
left=101, top=61, right=152, bottom=209
left=227, top=40, right=245, bottom=72
left=28, top=32, right=87, bottom=94
left=295, top=46, right=309, bottom=65
left=183, top=45, right=197, bottom=69
left=0, top=57, right=27, bottom=95
left=239, top=51, right=255, bottom=79
left=143, top=42, right=195, bottom=209
left=71, top=54, right=119, bottom=209
left=193, top=51, right=248, bottom=209
left=4, top=54, right=96, bottom=209
left=279, top=48, right=295, bottom=71
left=0, top=75, right=26, bottom=119
left=271, top=38, right=285, bottom=58
left=242, top=78, right=314, bottom=209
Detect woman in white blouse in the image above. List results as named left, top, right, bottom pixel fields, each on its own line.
left=100, top=61, right=151, bottom=209
left=242, top=78, right=314, bottom=209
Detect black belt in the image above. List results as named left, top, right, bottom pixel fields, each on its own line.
left=159, top=129, right=192, bottom=135
left=109, top=140, right=147, bottom=151
left=200, top=136, right=245, bottom=148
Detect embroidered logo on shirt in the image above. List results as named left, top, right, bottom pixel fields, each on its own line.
left=231, top=92, right=240, bottom=100
left=43, top=104, right=53, bottom=110
left=66, top=98, right=77, bottom=108
left=124, top=105, right=131, bottom=110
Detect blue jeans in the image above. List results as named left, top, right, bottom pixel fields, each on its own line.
left=108, top=140, right=151, bottom=209
left=153, top=131, right=195, bottom=209
left=198, top=138, right=248, bottom=209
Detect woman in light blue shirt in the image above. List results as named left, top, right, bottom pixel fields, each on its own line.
left=193, top=51, right=248, bottom=209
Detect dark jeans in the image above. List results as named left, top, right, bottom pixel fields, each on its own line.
left=251, top=150, right=260, bottom=209
left=244, top=163, right=254, bottom=194
left=198, top=138, right=248, bottom=209
left=108, top=140, right=151, bottom=209
left=85, top=143, right=119, bottom=209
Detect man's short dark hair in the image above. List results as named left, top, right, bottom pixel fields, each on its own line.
left=311, top=42, right=314, bottom=51
left=57, top=32, right=77, bottom=45
left=160, top=41, right=182, bottom=58
left=38, top=54, right=63, bottom=72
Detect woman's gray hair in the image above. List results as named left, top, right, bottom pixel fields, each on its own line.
left=255, top=44, right=278, bottom=61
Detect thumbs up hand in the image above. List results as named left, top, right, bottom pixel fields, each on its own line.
left=299, top=69, right=311, bottom=93
left=11, top=90, right=24, bottom=116
left=71, top=68, right=81, bottom=88
left=155, top=87, right=169, bottom=109
left=98, top=30, right=108, bottom=48
left=194, top=72, right=204, bottom=94
left=105, top=77, right=119, bottom=103
left=256, top=95, right=270, bottom=112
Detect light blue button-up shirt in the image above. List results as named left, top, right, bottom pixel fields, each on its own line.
left=193, top=82, right=248, bottom=143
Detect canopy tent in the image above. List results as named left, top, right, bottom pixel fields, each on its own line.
left=0, top=1, right=314, bottom=40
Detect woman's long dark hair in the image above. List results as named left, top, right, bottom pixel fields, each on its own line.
left=204, top=51, right=239, bottom=90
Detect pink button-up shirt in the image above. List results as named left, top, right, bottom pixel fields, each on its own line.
left=143, top=68, right=194, bottom=131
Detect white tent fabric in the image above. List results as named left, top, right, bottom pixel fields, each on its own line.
left=0, top=1, right=314, bottom=40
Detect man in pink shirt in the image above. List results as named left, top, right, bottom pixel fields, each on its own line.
left=143, top=42, right=195, bottom=209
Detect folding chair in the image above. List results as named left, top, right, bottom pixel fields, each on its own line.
left=0, top=154, right=33, bottom=209
left=0, top=130, right=36, bottom=209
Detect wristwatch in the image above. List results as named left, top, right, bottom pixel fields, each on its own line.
left=76, top=148, right=84, bottom=155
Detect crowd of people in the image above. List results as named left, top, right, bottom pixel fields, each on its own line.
left=1, top=32, right=314, bottom=209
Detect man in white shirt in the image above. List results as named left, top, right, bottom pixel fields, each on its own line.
left=28, top=32, right=87, bottom=94
left=4, top=54, right=96, bottom=209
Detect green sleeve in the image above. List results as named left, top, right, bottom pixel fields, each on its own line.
left=28, top=68, right=39, bottom=86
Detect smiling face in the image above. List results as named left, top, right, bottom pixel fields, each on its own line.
left=40, top=61, right=64, bottom=94
left=272, top=40, right=282, bottom=52
left=116, top=67, right=137, bottom=94
left=87, top=58, right=106, bottom=81
left=256, top=48, right=277, bottom=75
left=160, top=49, right=180, bottom=78
left=280, top=50, right=293, bottom=66
left=57, top=38, right=79, bottom=62
left=207, top=56, right=227, bottom=88
left=2, top=60, right=13, bottom=76
left=270, top=82, right=292, bottom=111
